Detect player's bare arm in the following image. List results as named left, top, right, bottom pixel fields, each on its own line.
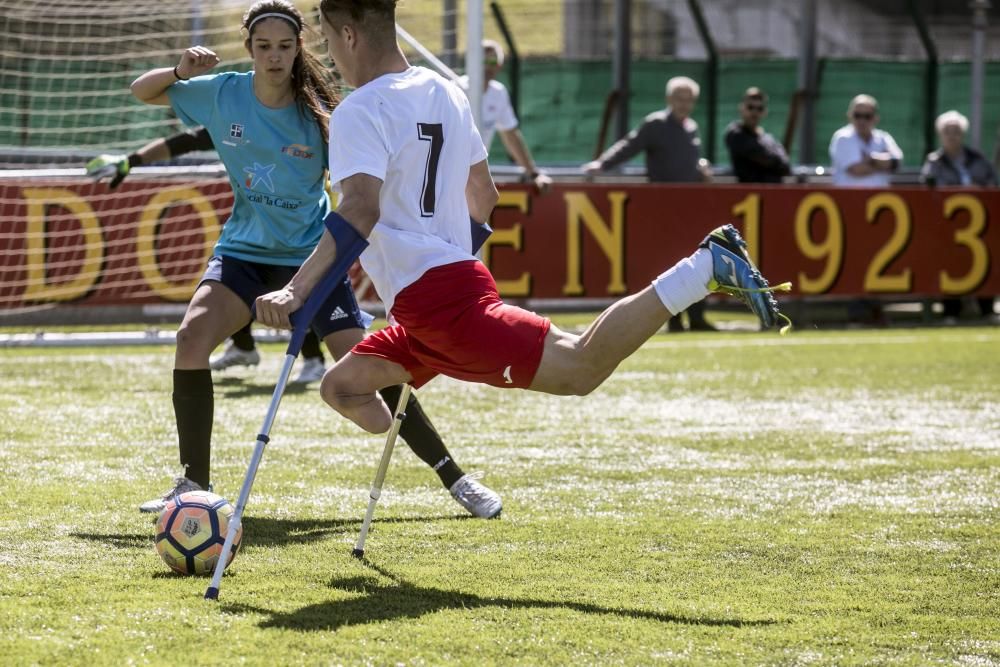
left=466, top=159, right=499, bottom=224
left=255, top=172, right=383, bottom=329
left=130, top=47, right=220, bottom=106
left=498, top=128, right=552, bottom=193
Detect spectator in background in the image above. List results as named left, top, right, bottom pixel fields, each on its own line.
left=829, top=94, right=902, bottom=187
left=463, top=40, right=551, bottom=194
left=725, top=87, right=790, bottom=183
left=921, top=110, right=997, bottom=322
left=582, top=76, right=714, bottom=332
left=830, top=94, right=903, bottom=325
left=921, top=110, right=997, bottom=187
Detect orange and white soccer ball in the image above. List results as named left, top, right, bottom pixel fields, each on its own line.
left=154, top=491, right=242, bottom=576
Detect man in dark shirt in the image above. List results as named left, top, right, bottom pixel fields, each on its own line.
left=582, top=76, right=709, bottom=183
left=582, top=76, right=714, bottom=331
left=724, top=87, right=790, bottom=183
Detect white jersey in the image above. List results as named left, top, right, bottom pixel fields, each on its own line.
left=328, top=66, right=489, bottom=314
left=458, top=76, right=519, bottom=148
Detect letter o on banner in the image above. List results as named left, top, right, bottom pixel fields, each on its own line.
left=135, top=187, right=220, bottom=301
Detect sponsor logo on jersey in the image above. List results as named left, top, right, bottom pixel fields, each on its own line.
left=329, top=306, right=348, bottom=321
left=281, top=144, right=314, bottom=159
left=230, top=123, right=244, bottom=139
left=243, top=162, right=276, bottom=192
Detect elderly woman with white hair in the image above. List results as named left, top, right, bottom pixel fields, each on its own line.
left=920, top=110, right=997, bottom=187
left=921, top=110, right=997, bottom=322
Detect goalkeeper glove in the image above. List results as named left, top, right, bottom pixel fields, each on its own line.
left=85, top=154, right=131, bottom=189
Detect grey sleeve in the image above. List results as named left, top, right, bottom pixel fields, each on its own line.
left=598, top=121, right=651, bottom=170
left=919, top=157, right=937, bottom=185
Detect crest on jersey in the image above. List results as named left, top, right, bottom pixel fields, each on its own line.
left=230, top=123, right=244, bottom=139
left=243, top=162, right=276, bottom=192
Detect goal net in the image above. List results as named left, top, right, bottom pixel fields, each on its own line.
left=0, top=0, right=455, bottom=319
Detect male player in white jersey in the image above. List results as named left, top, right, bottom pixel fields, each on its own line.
left=256, top=0, right=790, bottom=435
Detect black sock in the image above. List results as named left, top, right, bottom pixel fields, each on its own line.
left=379, top=385, right=464, bottom=489
left=173, top=369, right=213, bottom=489
left=230, top=322, right=255, bottom=352
left=301, top=329, right=324, bottom=362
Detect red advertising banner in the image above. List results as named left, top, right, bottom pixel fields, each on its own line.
left=485, top=184, right=999, bottom=300
left=1, top=179, right=997, bottom=311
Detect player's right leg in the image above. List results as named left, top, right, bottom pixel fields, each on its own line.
left=322, top=328, right=501, bottom=518
left=141, top=275, right=251, bottom=513
left=319, top=351, right=413, bottom=434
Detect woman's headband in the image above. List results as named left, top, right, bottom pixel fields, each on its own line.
left=248, top=12, right=300, bottom=34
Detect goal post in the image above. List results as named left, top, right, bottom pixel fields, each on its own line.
left=0, top=1, right=472, bottom=323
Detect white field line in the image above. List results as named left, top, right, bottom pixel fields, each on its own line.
left=644, top=333, right=999, bottom=349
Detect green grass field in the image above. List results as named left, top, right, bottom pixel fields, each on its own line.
left=1, top=322, right=998, bottom=665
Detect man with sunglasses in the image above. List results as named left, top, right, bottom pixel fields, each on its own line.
left=724, top=87, right=790, bottom=183
left=829, top=94, right=902, bottom=187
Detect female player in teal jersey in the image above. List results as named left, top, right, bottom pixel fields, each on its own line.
left=129, top=0, right=501, bottom=518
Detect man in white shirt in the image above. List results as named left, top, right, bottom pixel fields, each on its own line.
left=256, top=0, right=789, bottom=437
left=462, top=40, right=551, bottom=193
left=829, top=94, right=903, bottom=187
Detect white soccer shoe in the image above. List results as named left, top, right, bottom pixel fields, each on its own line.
left=449, top=472, right=502, bottom=519
left=139, top=476, right=208, bottom=514
left=209, top=341, right=260, bottom=371
left=291, top=357, right=325, bottom=385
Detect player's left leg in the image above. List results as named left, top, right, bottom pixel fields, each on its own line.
left=291, top=329, right=326, bottom=384
left=529, top=224, right=787, bottom=396
left=210, top=321, right=261, bottom=371
left=528, top=287, right=671, bottom=395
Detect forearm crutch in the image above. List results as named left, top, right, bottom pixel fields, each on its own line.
left=352, top=383, right=411, bottom=559
left=205, top=215, right=368, bottom=601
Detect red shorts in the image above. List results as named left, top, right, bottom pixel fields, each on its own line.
left=352, top=261, right=551, bottom=389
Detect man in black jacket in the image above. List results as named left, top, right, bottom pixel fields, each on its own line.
left=724, top=87, right=790, bottom=184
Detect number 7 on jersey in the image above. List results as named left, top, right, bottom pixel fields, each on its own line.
left=417, top=122, right=443, bottom=217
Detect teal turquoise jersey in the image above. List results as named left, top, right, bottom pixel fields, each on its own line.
left=168, top=71, right=330, bottom=265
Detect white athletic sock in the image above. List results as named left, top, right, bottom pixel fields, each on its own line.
left=651, top=248, right=713, bottom=316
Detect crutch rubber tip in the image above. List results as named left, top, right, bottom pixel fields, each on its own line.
left=204, top=587, right=220, bottom=600
left=351, top=548, right=365, bottom=559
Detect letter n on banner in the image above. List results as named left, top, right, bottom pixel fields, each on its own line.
left=563, top=191, right=628, bottom=296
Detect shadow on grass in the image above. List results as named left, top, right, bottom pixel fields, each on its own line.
left=69, top=532, right=152, bottom=549
left=71, top=514, right=469, bottom=551
left=225, top=560, right=777, bottom=632
left=241, top=514, right=470, bottom=547
left=212, top=376, right=313, bottom=399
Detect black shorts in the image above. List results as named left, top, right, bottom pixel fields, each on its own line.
left=200, top=255, right=369, bottom=339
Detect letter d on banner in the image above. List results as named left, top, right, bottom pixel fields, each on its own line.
left=23, top=188, right=104, bottom=303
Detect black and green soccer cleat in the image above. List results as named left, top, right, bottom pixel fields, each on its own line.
left=700, top=224, right=792, bottom=334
